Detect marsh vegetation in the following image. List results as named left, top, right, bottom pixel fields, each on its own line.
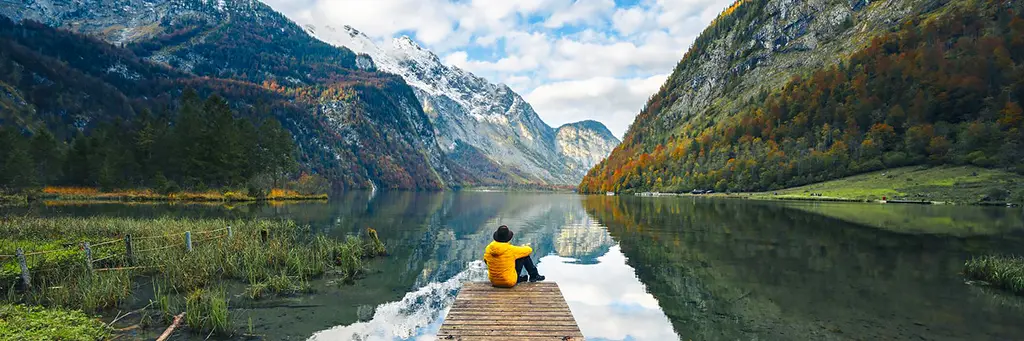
left=0, top=216, right=386, bottom=338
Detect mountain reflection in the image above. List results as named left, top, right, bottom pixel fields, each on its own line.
left=583, top=195, right=1024, bottom=341
left=309, top=192, right=675, bottom=341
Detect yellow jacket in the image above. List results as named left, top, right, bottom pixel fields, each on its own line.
left=483, top=241, right=533, bottom=287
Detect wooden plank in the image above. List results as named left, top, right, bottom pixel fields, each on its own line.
left=434, top=333, right=581, bottom=339
left=438, top=330, right=583, bottom=337
left=441, top=324, right=581, bottom=330
left=445, top=312, right=575, bottom=318
left=443, top=318, right=578, bottom=325
left=440, top=282, right=583, bottom=340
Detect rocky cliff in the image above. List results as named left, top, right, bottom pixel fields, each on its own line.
left=0, top=0, right=456, bottom=189
left=308, top=24, right=621, bottom=185
left=580, top=0, right=1023, bottom=193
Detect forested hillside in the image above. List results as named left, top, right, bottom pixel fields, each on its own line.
left=0, top=1, right=458, bottom=191
left=581, top=0, right=1024, bottom=194
left=0, top=90, right=298, bottom=192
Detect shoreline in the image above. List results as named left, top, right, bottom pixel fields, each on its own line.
left=21, top=187, right=329, bottom=203
left=628, top=192, right=1020, bottom=207
left=607, top=166, right=1024, bottom=207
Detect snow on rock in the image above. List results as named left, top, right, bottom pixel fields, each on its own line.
left=311, top=24, right=621, bottom=185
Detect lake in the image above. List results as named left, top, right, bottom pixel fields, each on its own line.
left=16, top=192, right=1024, bottom=340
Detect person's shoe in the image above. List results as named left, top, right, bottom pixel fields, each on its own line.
left=517, top=275, right=529, bottom=283
left=529, top=275, right=546, bottom=282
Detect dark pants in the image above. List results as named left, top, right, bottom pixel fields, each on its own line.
left=515, top=255, right=540, bottom=279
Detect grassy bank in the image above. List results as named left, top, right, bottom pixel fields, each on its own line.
left=39, top=186, right=328, bottom=202
left=964, top=255, right=1024, bottom=296
left=730, top=166, right=1023, bottom=204
left=0, top=216, right=386, bottom=338
left=762, top=166, right=1023, bottom=204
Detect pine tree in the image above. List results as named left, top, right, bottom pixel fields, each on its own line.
left=0, top=127, right=36, bottom=188
left=29, top=129, right=62, bottom=185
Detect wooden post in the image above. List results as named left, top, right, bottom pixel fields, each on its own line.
left=185, top=231, right=192, bottom=253
left=227, top=225, right=233, bottom=239
left=260, top=229, right=268, bottom=244
left=16, top=248, right=30, bottom=290
left=125, top=234, right=134, bottom=265
left=83, top=242, right=93, bottom=273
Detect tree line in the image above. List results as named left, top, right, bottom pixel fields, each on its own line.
left=0, top=89, right=299, bottom=193
left=581, top=1, right=1024, bottom=194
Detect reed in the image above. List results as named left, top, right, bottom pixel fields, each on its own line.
left=964, top=255, right=1024, bottom=295
left=0, top=216, right=384, bottom=337
left=184, top=288, right=230, bottom=335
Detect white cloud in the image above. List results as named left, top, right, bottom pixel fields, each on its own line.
left=262, top=0, right=735, bottom=139
left=543, top=0, right=616, bottom=29
left=611, top=7, right=650, bottom=36
left=526, top=74, right=669, bottom=138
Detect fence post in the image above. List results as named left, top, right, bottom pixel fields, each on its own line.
left=227, top=225, right=233, bottom=239
left=16, top=248, right=30, bottom=290
left=83, top=242, right=93, bottom=273
left=185, top=231, right=192, bottom=253
left=260, top=229, right=268, bottom=244
left=125, top=234, right=134, bottom=265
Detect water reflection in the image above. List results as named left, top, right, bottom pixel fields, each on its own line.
left=585, top=196, right=1024, bottom=340
left=538, top=248, right=677, bottom=341
left=308, top=192, right=672, bottom=340
left=12, top=192, right=1024, bottom=340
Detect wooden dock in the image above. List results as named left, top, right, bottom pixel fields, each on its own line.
left=439, top=282, right=584, bottom=340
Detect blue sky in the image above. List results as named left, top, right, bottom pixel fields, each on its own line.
left=262, top=0, right=735, bottom=138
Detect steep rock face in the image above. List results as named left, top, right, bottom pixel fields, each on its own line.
left=0, top=0, right=455, bottom=190
left=581, top=0, right=952, bottom=193
left=556, top=121, right=620, bottom=177
left=631, top=0, right=925, bottom=145
left=309, top=24, right=620, bottom=185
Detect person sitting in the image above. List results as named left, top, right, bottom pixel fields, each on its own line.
left=483, top=225, right=545, bottom=287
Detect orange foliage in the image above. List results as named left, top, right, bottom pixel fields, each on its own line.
left=42, top=186, right=99, bottom=195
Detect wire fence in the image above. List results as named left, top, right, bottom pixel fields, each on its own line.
left=3, top=225, right=239, bottom=287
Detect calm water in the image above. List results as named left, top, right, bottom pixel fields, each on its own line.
left=19, top=192, right=1024, bottom=340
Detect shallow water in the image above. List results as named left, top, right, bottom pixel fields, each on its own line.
left=17, top=192, right=1024, bottom=340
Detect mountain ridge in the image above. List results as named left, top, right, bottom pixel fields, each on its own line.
left=0, top=0, right=459, bottom=190
left=581, top=0, right=1024, bottom=194
left=306, top=23, right=620, bottom=185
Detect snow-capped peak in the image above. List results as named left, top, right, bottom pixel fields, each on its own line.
left=306, top=23, right=620, bottom=185
left=342, top=25, right=371, bottom=39
left=395, top=36, right=421, bottom=50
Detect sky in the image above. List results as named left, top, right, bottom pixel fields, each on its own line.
left=261, top=0, right=735, bottom=138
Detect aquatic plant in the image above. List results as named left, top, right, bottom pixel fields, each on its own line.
left=964, top=255, right=1024, bottom=295
left=0, top=216, right=385, bottom=336
left=244, top=274, right=312, bottom=299
left=0, top=304, right=108, bottom=341
left=185, top=288, right=231, bottom=335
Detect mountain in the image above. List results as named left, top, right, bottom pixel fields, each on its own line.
left=580, top=0, right=1024, bottom=194
left=306, top=24, right=620, bottom=185
left=0, top=0, right=463, bottom=190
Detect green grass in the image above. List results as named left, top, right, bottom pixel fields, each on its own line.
left=0, top=304, right=108, bottom=341
left=964, top=255, right=1024, bottom=295
left=751, top=165, right=1024, bottom=204
left=244, top=274, right=312, bottom=299
left=0, top=216, right=385, bottom=336
left=185, top=288, right=231, bottom=335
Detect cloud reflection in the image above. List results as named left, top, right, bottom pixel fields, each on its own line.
left=538, top=246, right=677, bottom=341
